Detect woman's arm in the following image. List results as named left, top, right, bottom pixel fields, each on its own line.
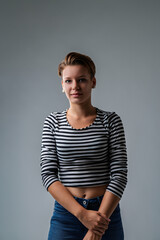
left=105, top=112, right=128, bottom=199
left=48, top=181, right=110, bottom=236
left=83, top=112, right=128, bottom=240
left=83, top=192, right=119, bottom=240
left=98, top=191, right=120, bottom=218
left=48, top=180, right=84, bottom=218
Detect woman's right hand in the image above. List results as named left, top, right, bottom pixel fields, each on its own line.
left=78, top=209, right=110, bottom=236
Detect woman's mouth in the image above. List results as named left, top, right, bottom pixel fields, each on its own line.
left=71, top=93, right=82, bottom=97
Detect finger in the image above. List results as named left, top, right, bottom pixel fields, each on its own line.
left=97, top=218, right=110, bottom=227
left=98, top=212, right=111, bottom=222
left=95, top=234, right=102, bottom=240
left=96, top=225, right=108, bottom=232
left=97, top=222, right=109, bottom=231
left=99, top=219, right=110, bottom=226
left=93, top=223, right=109, bottom=233
left=93, top=225, right=108, bottom=235
left=92, top=229, right=103, bottom=237
left=98, top=212, right=110, bottom=221
left=97, top=215, right=109, bottom=226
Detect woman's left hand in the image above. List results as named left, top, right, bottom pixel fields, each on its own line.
left=83, top=230, right=102, bottom=240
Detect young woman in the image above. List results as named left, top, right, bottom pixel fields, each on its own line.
left=40, top=52, right=128, bottom=240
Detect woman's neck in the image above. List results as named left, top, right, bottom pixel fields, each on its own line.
left=67, top=104, right=96, bottom=118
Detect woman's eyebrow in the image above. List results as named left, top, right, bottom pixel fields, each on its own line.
left=64, top=75, right=87, bottom=80
left=77, top=75, right=87, bottom=78
left=74, top=75, right=88, bottom=78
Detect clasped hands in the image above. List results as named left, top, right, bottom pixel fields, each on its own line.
left=78, top=209, right=111, bottom=240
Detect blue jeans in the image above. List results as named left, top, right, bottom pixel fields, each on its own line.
left=48, top=195, right=124, bottom=240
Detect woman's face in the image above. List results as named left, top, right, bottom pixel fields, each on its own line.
left=61, top=65, right=96, bottom=106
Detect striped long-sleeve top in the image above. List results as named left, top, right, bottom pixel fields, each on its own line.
left=40, top=107, right=128, bottom=199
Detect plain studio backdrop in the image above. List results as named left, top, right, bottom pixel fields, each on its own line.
left=0, top=0, right=160, bottom=239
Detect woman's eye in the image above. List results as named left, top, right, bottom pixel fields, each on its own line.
left=79, top=78, right=86, bottom=82
left=65, top=80, right=71, bottom=83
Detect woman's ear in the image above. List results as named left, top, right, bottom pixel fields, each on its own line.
left=92, top=77, right=96, bottom=88
left=61, top=80, right=65, bottom=92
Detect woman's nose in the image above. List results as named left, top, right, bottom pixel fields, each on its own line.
left=72, top=80, right=79, bottom=89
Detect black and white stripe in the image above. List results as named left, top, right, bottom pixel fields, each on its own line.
left=40, top=108, right=128, bottom=199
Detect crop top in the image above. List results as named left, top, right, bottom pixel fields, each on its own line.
left=40, top=107, right=128, bottom=199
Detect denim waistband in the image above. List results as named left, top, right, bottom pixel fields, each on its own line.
left=73, top=194, right=104, bottom=208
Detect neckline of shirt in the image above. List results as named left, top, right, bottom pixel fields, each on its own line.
left=64, top=107, right=99, bottom=130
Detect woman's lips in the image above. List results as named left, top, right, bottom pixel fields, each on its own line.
left=71, top=93, right=82, bottom=97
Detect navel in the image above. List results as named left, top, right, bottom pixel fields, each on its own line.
left=82, top=193, right=86, bottom=198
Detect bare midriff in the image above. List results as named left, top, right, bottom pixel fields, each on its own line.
left=66, top=184, right=109, bottom=199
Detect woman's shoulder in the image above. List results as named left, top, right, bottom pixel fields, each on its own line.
left=97, top=107, right=117, bottom=117
left=43, top=109, right=66, bottom=125
left=47, top=109, right=66, bottom=117
left=97, top=108, right=123, bottom=124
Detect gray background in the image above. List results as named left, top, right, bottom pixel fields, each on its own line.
left=1, top=0, right=160, bottom=239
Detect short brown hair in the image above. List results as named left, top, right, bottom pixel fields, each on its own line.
left=58, top=52, right=96, bottom=78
